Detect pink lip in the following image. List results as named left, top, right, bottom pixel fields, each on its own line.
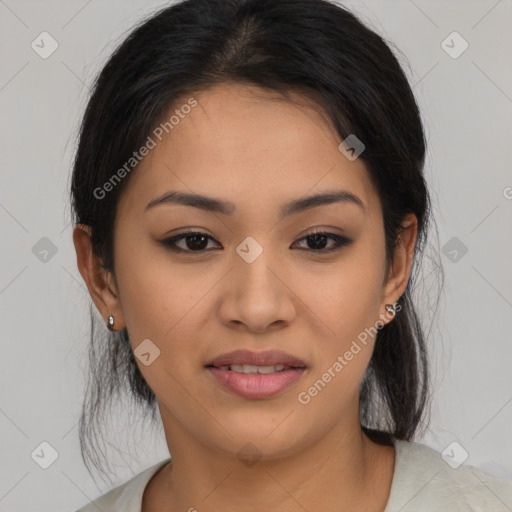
left=205, top=349, right=307, bottom=399
left=206, top=349, right=306, bottom=368
left=207, top=367, right=307, bottom=399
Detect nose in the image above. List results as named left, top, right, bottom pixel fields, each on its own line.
left=217, top=251, right=297, bottom=334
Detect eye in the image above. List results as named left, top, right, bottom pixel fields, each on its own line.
left=159, top=230, right=353, bottom=254
left=292, top=231, right=353, bottom=253
left=160, top=231, right=221, bottom=252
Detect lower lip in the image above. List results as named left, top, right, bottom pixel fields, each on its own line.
left=206, top=367, right=306, bottom=399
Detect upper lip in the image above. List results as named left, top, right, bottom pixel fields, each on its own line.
left=206, top=349, right=307, bottom=368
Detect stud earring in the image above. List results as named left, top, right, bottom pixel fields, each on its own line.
left=385, top=303, right=396, bottom=317
left=107, top=314, right=115, bottom=331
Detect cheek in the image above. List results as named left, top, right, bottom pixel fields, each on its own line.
left=113, top=233, right=218, bottom=360
left=296, top=252, right=385, bottom=343
left=293, top=244, right=386, bottom=394
left=294, top=273, right=381, bottom=426
left=113, top=249, right=212, bottom=409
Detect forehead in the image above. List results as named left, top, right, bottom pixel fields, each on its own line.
left=119, top=82, right=378, bottom=218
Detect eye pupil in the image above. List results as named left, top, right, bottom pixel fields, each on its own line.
left=187, top=234, right=208, bottom=250
left=307, top=234, right=328, bottom=250
left=162, top=231, right=349, bottom=255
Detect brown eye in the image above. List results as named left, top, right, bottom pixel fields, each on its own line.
left=160, top=230, right=353, bottom=255
left=293, top=232, right=353, bottom=253
left=161, top=231, right=221, bottom=252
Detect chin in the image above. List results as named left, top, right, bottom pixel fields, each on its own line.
left=203, top=412, right=312, bottom=460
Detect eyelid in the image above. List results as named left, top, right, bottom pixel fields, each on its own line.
left=159, top=228, right=353, bottom=254
left=161, top=230, right=221, bottom=252
left=291, top=231, right=353, bottom=252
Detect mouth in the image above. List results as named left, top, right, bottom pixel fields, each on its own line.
left=205, top=348, right=307, bottom=370
left=205, top=349, right=307, bottom=399
left=207, top=363, right=302, bottom=374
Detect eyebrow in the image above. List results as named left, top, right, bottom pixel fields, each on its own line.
left=145, top=189, right=365, bottom=216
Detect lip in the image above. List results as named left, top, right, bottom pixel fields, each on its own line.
left=207, top=367, right=307, bottom=399
left=206, top=349, right=307, bottom=368
left=205, top=349, right=307, bottom=399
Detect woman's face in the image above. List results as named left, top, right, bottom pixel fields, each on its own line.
left=92, top=82, right=415, bottom=460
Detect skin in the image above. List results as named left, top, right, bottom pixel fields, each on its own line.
left=73, top=82, right=417, bottom=511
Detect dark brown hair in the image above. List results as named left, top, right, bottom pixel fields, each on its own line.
left=70, top=0, right=443, bottom=484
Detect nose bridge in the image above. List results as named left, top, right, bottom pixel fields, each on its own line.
left=220, top=236, right=296, bottom=331
left=235, top=239, right=280, bottom=304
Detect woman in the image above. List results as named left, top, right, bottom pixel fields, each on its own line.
left=71, top=0, right=512, bottom=510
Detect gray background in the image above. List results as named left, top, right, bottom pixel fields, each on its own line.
left=1, top=0, right=511, bottom=510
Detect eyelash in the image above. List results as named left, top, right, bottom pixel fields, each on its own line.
left=160, top=230, right=353, bottom=254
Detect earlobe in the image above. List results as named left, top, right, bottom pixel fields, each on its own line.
left=72, top=224, right=126, bottom=330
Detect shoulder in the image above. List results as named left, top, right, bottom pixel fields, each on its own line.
left=74, top=458, right=171, bottom=512
left=384, top=439, right=512, bottom=511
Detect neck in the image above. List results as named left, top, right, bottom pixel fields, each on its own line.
left=144, top=407, right=395, bottom=512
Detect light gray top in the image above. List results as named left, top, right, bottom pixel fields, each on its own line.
left=75, top=439, right=512, bottom=511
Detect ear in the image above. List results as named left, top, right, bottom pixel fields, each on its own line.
left=380, top=213, right=418, bottom=323
left=72, top=224, right=126, bottom=331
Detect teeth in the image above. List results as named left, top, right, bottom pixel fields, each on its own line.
left=257, top=364, right=283, bottom=374
left=218, top=364, right=287, bottom=374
